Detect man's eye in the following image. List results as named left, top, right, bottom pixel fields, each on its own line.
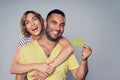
left=52, top=21, right=57, bottom=24
left=60, top=23, right=65, bottom=27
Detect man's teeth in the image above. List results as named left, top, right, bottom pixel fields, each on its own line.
left=53, top=31, right=59, bottom=34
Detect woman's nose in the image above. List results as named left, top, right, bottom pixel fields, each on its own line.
left=30, top=21, right=35, bottom=26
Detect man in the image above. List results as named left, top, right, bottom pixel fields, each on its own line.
left=19, top=9, right=92, bottom=80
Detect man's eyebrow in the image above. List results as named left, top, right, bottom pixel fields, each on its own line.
left=50, top=19, right=57, bottom=22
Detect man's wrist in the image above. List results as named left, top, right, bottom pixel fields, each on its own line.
left=81, top=59, right=88, bottom=62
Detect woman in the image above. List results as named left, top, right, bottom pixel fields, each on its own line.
left=10, top=11, right=74, bottom=79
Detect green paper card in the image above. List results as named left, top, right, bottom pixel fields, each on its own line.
left=72, top=38, right=85, bottom=46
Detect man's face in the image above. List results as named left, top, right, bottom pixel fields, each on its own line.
left=45, top=13, right=65, bottom=42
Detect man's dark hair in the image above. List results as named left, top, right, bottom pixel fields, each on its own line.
left=46, top=9, right=65, bottom=20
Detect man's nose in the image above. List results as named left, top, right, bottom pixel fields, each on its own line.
left=56, top=24, right=61, bottom=30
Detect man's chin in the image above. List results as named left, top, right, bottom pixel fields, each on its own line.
left=50, top=36, right=62, bottom=42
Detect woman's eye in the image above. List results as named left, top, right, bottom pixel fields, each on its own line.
left=24, top=21, right=29, bottom=25
left=33, top=17, right=38, bottom=21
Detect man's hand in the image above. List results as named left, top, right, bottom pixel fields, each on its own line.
left=81, top=44, right=92, bottom=61
left=32, top=71, right=47, bottom=80
left=34, top=62, right=55, bottom=76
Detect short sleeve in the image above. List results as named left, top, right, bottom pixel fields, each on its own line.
left=19, top=47, right=27, bottom=64
left=67, top=53, right=79, bottom=70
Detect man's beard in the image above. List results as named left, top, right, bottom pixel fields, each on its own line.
left=45, top=26, right=62, bottom=42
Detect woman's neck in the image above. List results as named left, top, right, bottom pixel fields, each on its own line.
left=31, top=35, right=41, bottom=41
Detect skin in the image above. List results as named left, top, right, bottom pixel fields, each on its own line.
left=10, top=12, right=74, bottom=80
left=32, top=13, right=92, bottom=80
left=24, top=13, right=42, bottom=40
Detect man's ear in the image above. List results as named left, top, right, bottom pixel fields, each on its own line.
left=44, top=20, right=47, bottom=29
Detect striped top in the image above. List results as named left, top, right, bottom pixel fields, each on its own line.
left=19, top=37, right=31, bottom=46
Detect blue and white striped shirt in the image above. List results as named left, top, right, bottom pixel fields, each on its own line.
left=19, top=37, right=31, bottom=46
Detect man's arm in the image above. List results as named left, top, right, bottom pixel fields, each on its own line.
left=71, top=45, right=92, bottom=80
left=15, top=74, right=26, bottom=80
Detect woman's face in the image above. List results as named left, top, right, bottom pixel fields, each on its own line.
left=24, top=13, right=42, bottom=37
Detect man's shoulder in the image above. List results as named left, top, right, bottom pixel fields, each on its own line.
left=55, top=43, right=63, bottom=50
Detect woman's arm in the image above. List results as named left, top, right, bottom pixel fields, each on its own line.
left=10, top=44, right=35, bottom=74
left=31, top=37, right=75, bottom=79
left=10, top=44, right=54, bottom=74
left=10, top=44, right=28, bottom=80
left=10, top=44, right=54, bottom=80
left=10, top=37, right=73, bottom=79
left=49, top=37, right=74, bottom=68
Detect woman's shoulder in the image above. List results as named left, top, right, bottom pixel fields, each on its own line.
left=18, top=37, right=31, bottom=46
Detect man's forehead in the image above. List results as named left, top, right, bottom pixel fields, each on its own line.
left=48, top=14, right=65, bottom=21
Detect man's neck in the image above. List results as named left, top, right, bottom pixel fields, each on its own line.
left=37, top=34, right=58, bottom=57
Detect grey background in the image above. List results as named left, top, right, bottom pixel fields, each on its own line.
left=0, top=0, right=120, bottom=80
